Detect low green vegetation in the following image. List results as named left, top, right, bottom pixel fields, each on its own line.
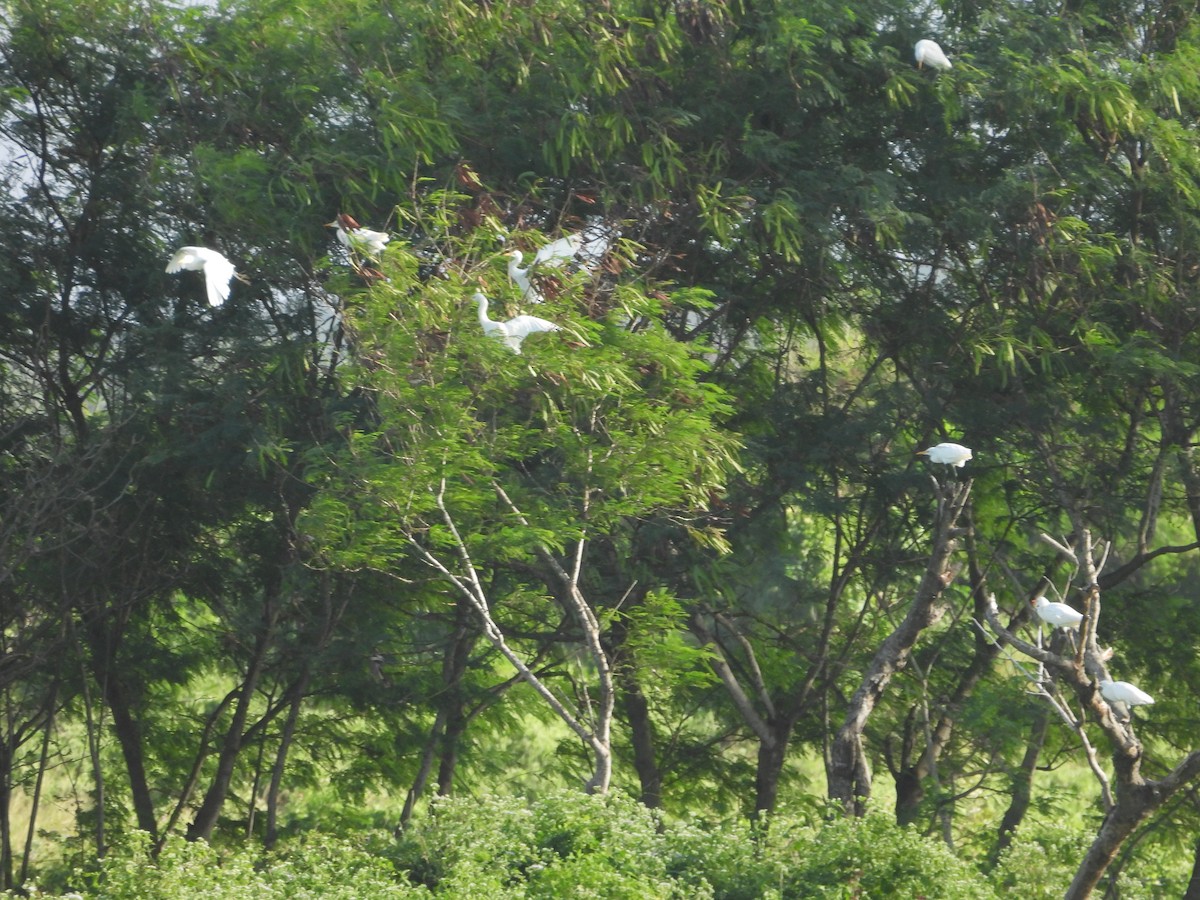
left=25, top=790, right=1178, bottom=899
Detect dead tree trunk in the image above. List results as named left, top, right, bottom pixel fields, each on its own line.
left=402, top=482, right=615, bottom=795
left=828, top=478, right=971, bottom=816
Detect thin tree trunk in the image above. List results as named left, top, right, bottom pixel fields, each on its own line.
left=619, top=673, right=662, bottom=809
left=828, top=479, right=971, bottom=815
left=434, top=605, right=475, bottom=799
left=1183, top=835, right=1200, bottom=900
left=991, top=706, right=1049, bottom=865
left=264, top=674, right=309, bottom=849
left=83, top=621, right=159, bottom=841
left=76, top=636, right=105, bottom=856
left=155, top=689, right=236, bottom=852
left=436, top=704, right=467, bottom=797
left=0, top=739, right=11, bottom=891
left=245, top=693, right=271, bottom=840
left=754, top=719, right=794, bottom=816
left=187, top=603, right=277, bottom=842
left=400, top=711, right=445, bottom=829
left=607, top=593, right=662, bottom=809
left=20, top=685, right=57, bottom=887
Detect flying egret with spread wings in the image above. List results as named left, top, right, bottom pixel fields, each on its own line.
left=165, top=246, right=242, bottom=307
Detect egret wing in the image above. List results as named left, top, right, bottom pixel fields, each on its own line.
left=165, top=246, right=204, bottom=274
left=202, top=252, right=236, bottom=306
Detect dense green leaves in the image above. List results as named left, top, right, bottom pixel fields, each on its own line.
left=5, top=0, right=1200, bottom=891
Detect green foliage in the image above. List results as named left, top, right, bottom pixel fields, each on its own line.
left=43, top=831, right=428, bottom=899
left=7, top=0, right=1200, bottom=891
left=391, top=792, right=1000, bottom=900
left=991, top=821, right=1191, bottom=899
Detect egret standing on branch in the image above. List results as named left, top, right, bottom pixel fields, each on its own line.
left=916, top=442, right=973, bottom=468
left=915, top=39, right=952, bottom=70
left=472, top=292, right=561, bottom=354
left=165, top=246, right=243, bottom=307
left=506, top=224, right=616, bottom=302
left=1099, top=679, right=1155, bottom=716
left=326, top=213, right=390, bottom=258
left=1032, top=595, right=1084, bottom=629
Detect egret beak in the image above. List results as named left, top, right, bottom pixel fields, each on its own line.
left=915, top=450, right=929, bottom=456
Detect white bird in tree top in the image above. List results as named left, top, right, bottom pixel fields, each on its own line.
left=1032, top=595, right=1084, bottom=629
left=326, top=213, right=390, bottom=257
left=473, top=292, right=561, bottom=354
left=506, top=225, right=615, bottom=302
left=915, top=39, right=952, bottom=70
left=916, top=442, right=972, bottom=467
left=165, top=246, right=241, bottom=307
left=1099, top=679, right=1155, bottom=708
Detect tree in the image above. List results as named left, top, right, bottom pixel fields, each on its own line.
left=302, top=209, right=739, bottom=796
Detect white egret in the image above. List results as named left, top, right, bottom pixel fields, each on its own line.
left=916, top=442, right=973, bottom=467
left=1032, top=595, right=1084, bottom=629
left=1099, top=679, right=1155, bottom=708
left=473, top=292, right=561, bottom=354
left=165, top=246, right=241, bottom=307
left=506, top=224, right=616, bottom=301
left=914, top=39, right=952, bottom=71
left=327, top=213, right=390, bottom=257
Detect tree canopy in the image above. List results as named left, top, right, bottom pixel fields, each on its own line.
left=3, top=0, right=1200, bottom=895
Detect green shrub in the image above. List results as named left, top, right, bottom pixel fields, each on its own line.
left=391, top=791, right=999, bottom=899
left=393, top=789, right=709, bottom=898
left=20, top=795, right=1152, bottom=899
left=37, top=831, right=428, bottom=899
left=992, top=821, right=1189, bottom=900
left=775, top=814, right=998, bottom=899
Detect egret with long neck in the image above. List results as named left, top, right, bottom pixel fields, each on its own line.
left=473, top=291, right=560, bottom=354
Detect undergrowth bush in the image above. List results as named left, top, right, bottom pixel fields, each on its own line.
left=16, top=830, right=428, bottom=899
left=16, top=790, right=1175, bottom=898
left=390, top=790, right=999, bottom=899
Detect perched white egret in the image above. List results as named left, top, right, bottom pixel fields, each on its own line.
left=507, top=238, right=580, bottom=301
left=505, top=251, right=542, bottom=302
left=165, top=246, right=240, bottom=307
left=916, top=442, right=973, bottom=467
left=473, top=292, right=561, bottom=354
left=914, top=39, right=952, bottom=71
left=1032, top=595, right=1084, bottom=629
left=1100, top=679, right=1155, bottom=708
left=506, top=224, right=616, bottom=301
left=327, top=213, right=390, bottom=257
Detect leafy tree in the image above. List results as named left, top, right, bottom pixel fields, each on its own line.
left=302, top=204, right=739, bottom=795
